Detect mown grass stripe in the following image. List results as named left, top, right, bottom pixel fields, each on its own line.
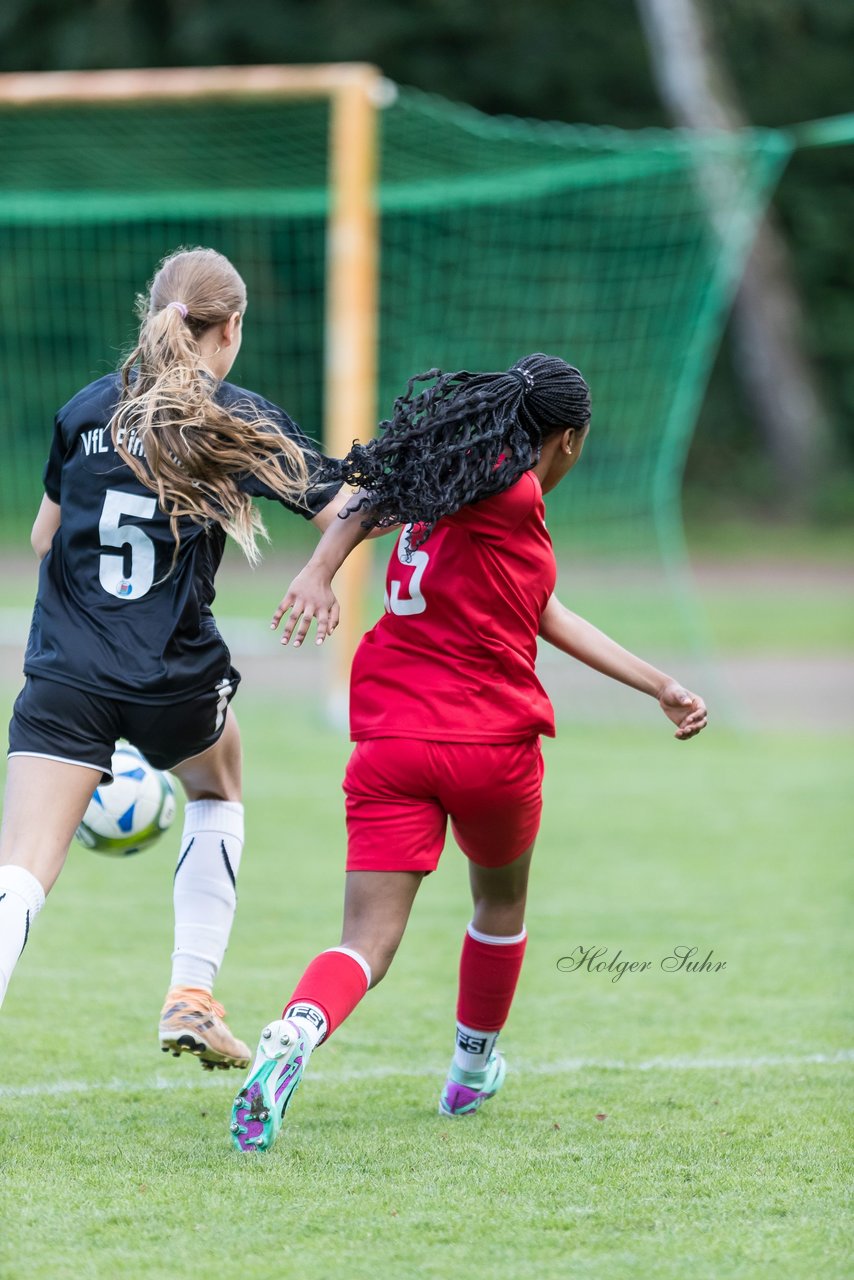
left=2, top=1049, right=851, bottom=1099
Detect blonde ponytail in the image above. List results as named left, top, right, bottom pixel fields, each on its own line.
left=110, top=247, right=310, bottom=565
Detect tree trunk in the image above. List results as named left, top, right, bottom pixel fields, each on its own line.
left=636, top=0, right=831, bottom=513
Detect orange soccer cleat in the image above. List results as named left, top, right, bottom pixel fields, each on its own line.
left=158, top=986, right=251, bottom=1071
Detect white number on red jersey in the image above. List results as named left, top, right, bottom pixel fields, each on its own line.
left=385, top=525, right=428, bottom=616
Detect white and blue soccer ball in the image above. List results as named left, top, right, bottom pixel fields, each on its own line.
left=76, top=743, right=176, bottom=857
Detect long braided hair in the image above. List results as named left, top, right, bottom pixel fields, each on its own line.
left=111, top=247, right=309, bottom=566
left=338, top=353, right=590, bottom=546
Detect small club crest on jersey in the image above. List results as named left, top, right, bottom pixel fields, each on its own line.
left=116, top=581, right=133, bottom=597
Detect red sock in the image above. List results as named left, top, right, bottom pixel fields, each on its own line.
left=457, top=925, right=527, bottom=1032
left=283, top=947, right=370, bottom=1040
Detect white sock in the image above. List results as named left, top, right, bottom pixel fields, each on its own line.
left=170, top=800, right=244, bottom=992
left=453, top=1022, right=500, bottom=1074
left=0, top=865, right=46, bottom=1010
left=282, top=1002, right=329, bottom=1050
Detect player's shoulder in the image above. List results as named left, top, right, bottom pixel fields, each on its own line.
left=445, top=470, right=543, bottom=540
left=478, top=471, right=543, bottom=525
left=217, top=379, right=297, bottom=430
left=217, top=379, right=325, bottom=463
left=495, top=470, right=542, bottom=510
left=57, top=373, right=123, bottom=436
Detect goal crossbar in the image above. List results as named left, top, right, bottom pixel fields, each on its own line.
left=0, top=64, right=382, bottom=105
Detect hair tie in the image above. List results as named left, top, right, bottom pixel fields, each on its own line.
left=508, top=367, right=534, bottom=393
left=166, top=301, right=188, bottom=319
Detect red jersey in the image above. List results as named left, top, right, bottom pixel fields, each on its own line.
left=349, top=471, right=557, bottom=743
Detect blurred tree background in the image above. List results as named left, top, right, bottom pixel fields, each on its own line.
left=1, top=0, right=851, bottom=526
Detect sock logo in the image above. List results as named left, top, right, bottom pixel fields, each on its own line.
left=285, top=1004, right=326, bottom=1033
left=456, top=1030, right=489, bottom=1055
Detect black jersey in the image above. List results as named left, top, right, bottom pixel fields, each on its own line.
left=25, top=373, right=340, bottom=704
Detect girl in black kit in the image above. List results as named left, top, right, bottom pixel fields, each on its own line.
left=0, top=247, right=345, bottom=1068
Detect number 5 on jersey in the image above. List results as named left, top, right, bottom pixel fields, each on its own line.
left=98, top=489, right=157, bottom=599
left=385, top=524, right=429, bottom=616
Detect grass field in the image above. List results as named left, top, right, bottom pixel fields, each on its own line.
left=1, top=688, right=851, bottom=1280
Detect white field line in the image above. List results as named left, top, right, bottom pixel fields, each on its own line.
left=0, top=1050, right=851, bottom=1100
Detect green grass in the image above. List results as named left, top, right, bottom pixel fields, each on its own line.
left=683, top=514, right=854, bottom=565
left=1, top=692, right=851, bottom=1279
left=552, top=572, right=853, bottom=655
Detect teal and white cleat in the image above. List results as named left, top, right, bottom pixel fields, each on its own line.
left=438, top=1051, right=506, bottom=1118
left=230, top=1019, right=308, bottom=1153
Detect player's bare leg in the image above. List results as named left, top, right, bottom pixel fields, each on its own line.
left=0, top=756, right=99, bottom=1009
left=339, top=869, right=426, bottom=985
left=170, top=705, right=242, bottom=805
left=468, top=845, right=532, bottom=938
left=158, top=710, right=250, bottom=1070
left=440, top=845, right=534, bottom=1117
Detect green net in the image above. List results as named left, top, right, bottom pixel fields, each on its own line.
left=0, top=85, right=790, bottom=574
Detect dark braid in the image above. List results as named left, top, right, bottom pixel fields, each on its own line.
left=333, top=353, right=590, bottom=547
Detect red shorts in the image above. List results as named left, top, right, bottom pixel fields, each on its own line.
left=343, top=737, right=544, bottom=873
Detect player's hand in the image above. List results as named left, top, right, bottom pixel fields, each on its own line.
left=271, top=566, right=340, bottom=648
left=657, top=680, right=708, bottom=740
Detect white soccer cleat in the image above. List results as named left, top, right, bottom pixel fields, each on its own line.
left=230, top=1019, right=309, bottom=1152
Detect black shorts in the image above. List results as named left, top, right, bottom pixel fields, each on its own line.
left=7, top=671, right=240, bottom=781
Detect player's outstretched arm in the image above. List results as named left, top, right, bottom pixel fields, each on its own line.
left=272, top=489, right=376, bottom=648
left=310, top=485, right=397, bottom=540
left=538, top=593, right=708, bottom=740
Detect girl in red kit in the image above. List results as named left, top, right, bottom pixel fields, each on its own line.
left=230, top=353, right=708, bottom=1152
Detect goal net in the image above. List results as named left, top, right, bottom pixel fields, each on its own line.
left=0, top=67, right=791, bottom=694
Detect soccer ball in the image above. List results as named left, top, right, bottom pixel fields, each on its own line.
left=76, top=743, right=177, bottom=857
